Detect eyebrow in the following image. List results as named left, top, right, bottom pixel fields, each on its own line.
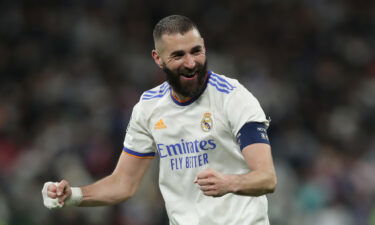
left=191, top=45, right=202, bottom=52
left=170, top=45, right=203, bottom=57
left=170, top=50, right=185, bottom=57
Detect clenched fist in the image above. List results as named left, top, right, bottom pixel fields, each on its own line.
left=41, top=180, right=82, bottom=209
left=195, top=168, right=233, bottom=197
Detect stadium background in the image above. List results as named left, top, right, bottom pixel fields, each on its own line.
left=0, top=0, right=374, bottom=224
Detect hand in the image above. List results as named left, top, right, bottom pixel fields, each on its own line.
left=42, top=180, right=72, bottom=209
left=194, top=168, right=232, bottom=197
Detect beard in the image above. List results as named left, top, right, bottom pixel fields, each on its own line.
left=163, top=60, right=208, bottom=98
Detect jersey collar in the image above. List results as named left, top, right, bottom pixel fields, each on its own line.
left=170, top=71, right=211, bottom=106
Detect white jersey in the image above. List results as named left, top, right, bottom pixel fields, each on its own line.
left=124, top=71, right=270, bottom=225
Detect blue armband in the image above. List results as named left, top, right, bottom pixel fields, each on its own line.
left=236, top=122, right=270, bottom=150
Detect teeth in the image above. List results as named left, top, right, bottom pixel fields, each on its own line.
left=183, top=72, right=196, bottom=77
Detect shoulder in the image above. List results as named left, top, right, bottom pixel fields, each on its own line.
left=207, top=71, right=261, bottom=108
left=132, top=82, right=170, bottom=117
left=207, top=71, right=239, bottom=95
left=140, top=82, right=171, bottom=101
left=138, top=82, right=171, bottom=107
left=208, top=71, right=254, bottom=102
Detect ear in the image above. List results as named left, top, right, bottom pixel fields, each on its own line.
left=151, top=50, right=163, bottom=69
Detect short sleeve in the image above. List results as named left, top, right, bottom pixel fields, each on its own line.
left=225, top=83, right=269, bottom=136
left=123, top=102, right=156, bottom=158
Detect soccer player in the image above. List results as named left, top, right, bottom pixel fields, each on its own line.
left=42, top=15, right=277, bottom=225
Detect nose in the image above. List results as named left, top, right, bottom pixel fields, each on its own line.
left=183, top=54, right=196, bottom=69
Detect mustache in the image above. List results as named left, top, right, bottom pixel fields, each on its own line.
left=179, top=68, right=198, bottom=75
left=178, top=61, right=207, bottom=76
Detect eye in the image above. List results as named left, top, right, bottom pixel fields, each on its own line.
left=171, top=52, right=184, bottom=60
left=192, top=50, right=201, bottom=55
left=174, top=53, right=184, bottom=59
left=191, top=46, right=203, bottom=55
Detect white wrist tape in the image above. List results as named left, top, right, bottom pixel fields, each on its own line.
left=65, top=187, right=83, bottom=206
left=41, top=181, right=83, bottom=209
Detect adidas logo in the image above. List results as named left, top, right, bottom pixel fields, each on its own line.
left=154, top=119, right=167, bottom=130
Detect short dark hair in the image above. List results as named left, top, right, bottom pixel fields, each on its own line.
left=153, top=15, right=199, bottom=43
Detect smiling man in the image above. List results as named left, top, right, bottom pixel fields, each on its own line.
left=152, top=23, right=207, bottom=101
left=42, top=15, right=277, bottom=225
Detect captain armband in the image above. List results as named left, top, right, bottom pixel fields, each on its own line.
left=236, top=122, right=270, bottom=150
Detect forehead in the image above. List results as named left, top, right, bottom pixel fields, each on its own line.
left=157, top=29, right=204, bottom=54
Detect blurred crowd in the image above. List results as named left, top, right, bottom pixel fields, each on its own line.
left=0, top=0, right=375, bottom=225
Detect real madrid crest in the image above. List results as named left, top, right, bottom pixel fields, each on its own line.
left=201, top=112, right=213, bottom=132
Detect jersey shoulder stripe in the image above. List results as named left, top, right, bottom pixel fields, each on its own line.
left=141, top=82, right=170, bottom=100
left=208, top=71, right=236, bottom=94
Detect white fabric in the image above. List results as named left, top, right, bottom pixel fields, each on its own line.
left=124, top=71, right=270, bottom=225
left=67, top=187, right=83, bottom=206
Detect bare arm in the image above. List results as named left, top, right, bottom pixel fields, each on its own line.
left=79, top=153, right=153, bottom=206
left=47, top=153, right=152, bottom=207
left=196, top=143, right=276, bottom=197
left=228, top=143, right=277, bottom=196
